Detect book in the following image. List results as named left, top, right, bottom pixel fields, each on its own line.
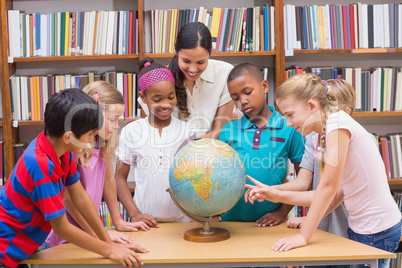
left=210, top=8, right=222, bottom=51
left=14, top=142, right=27, bottom=164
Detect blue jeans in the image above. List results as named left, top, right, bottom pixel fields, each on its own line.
left=347, top=220, right=402, bottom=268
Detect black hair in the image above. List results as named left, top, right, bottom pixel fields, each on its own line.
left=168, top=22, right=212, bottom=118
left=138, top=57, right=168, bottom=76
left=44, top=88, right=102, bottom=139
left=138, top=57, right=169, bottom=95
left=227, top=63, right=264, bottom=84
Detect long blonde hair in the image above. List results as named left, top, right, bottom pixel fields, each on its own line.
left=275, top=73, right=339, bottom=171
left=78, top=81, right=124, bottom=166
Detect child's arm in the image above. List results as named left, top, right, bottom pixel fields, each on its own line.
left=272, top=129, right=350, bottom=252
left=62, top=187, right=98, bottom=237
left=273, top=168, right=313, bottom=191
left=103, top=159, right=150, bottom=233
left=50, top=214, right=148, bottom=267
left=287, top=187, right=344, bottom=230
left=245, top=176, right=315, bottom=207
left=115, top=158, right=159, bottom=228
left=66, top=180, right=113, bottom=242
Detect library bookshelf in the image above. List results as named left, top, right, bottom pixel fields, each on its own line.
left=1, top=0, right=402, bottom=186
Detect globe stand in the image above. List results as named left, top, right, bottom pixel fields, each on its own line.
left=167, top=189, right=230, bottom=243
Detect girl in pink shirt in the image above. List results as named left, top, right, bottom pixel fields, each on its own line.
left=244, top=74, right=401, bottom=268
left=45, top=81, right=149, bottom=248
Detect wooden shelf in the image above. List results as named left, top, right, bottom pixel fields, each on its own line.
left=294, top=49, right=352, bottom=55
left=145, top=51, right=276, bottom=58
left=15, top=117, right=142, bottom=126
left=11, top=54, right=139, bottom=62
left=388, top=179, right=402, bottom=185
left=16, top=120, right=44, bottom=126
left=352, top=111, right=402, bottom=117
left=293, top=48, right=402, bottom=55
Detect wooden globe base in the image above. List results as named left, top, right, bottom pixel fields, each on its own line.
left=184, top=227, right=230, bottom=243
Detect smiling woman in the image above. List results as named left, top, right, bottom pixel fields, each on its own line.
left=167, top=22, right=234, bottom=139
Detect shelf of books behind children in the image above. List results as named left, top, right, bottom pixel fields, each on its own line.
left=142, top=5, right=277, bottom=55
left=8, top=71, right=142, bottom=123
left=282, top=2, right=402, bottom=52
left=374, top=134, right=402, bottom=181
left=6, top=9, right=140, bottom=60
left=6, top=3, right=279, bottom=62
left=285, top=66, right=402, bottom=113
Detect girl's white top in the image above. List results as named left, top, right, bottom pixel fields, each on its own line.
left=116, top=116, right=196, bottom=222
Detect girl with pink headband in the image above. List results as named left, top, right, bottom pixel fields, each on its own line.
left=115, top=57, right=197, bottom=228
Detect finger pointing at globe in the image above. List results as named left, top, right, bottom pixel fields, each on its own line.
left=244, top=175, right=281, bottom=204
left=244, top=175, right=268, bottom=204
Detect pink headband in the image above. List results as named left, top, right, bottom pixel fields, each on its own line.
left=139, top=67, right=175, bottom=93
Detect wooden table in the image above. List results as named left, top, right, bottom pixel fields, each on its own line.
left=24, top=222, right=394, bottom=268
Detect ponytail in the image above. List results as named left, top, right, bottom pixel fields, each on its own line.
left=169, top=55, right=190, bottom=118
left=318, top=93, right=339, bottom=171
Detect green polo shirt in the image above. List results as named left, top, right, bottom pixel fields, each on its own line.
left=219, top=105, right=305, bottom=221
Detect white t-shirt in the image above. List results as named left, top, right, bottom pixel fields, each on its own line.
left=139, top=59, right=233, bottom=137
left=116, top=117, right=196, bottom=222
left=323, top=111, right=401, bottom=234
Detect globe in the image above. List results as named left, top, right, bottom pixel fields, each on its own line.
left=168, top=139, right=246, bottom=242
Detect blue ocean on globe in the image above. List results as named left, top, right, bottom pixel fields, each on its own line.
left=169, top=139, right=246, bottom=218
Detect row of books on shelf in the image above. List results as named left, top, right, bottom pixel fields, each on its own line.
left=9, top=71, right=141, bottom=121
left=286, top=66, right=402, bottom=112
left=377, top=134, right=402, bottom=180
left=284, top=3, right=402, bottom=50
left=7, top=10, right=139, bottom=58
left=288, top=205, right=308, bottom=219
left=99, top=201, right=130, bottom=229
left=143, top=5, right=275, bottom=54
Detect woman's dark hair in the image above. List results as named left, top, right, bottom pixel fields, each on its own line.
left=169, top=22, right=212, bottom=118
left=45, top=88, right=102, bottom=138
left=138, top=57, right=168, bottom=95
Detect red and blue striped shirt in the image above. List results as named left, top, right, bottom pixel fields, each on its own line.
left=0, top=131, right=79, bottom=268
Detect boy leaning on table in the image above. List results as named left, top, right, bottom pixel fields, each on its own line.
left=0, top=88, right=147, bottom=268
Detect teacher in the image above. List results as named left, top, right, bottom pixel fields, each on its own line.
left=139, top=22, right=234, bottom=139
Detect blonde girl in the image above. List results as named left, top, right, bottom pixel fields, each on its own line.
left=245, top=74, right=401, bottom=268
